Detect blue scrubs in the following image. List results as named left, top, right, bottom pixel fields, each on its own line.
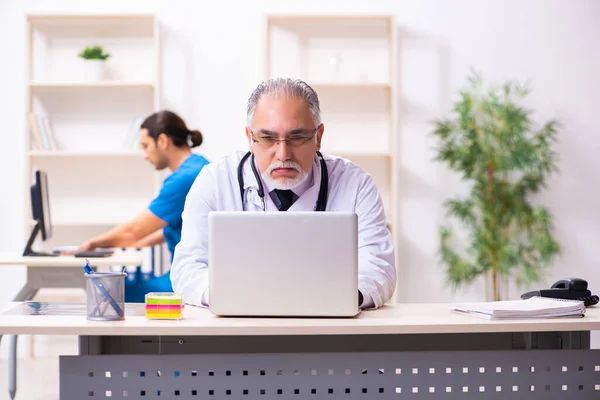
left=126, top=153, right=209, bottom=300
left=149, top=153, right=210, bottom=258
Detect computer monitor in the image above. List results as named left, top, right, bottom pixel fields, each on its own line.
left=23, top=170, right=55, bottom=256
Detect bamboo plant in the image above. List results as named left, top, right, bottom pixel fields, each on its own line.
left=432, top=71, right=561, bottom=301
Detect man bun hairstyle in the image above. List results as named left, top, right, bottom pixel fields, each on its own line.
left=189, top=129, right=203, bottom=148
left=141, top=110, right=203, bottom=148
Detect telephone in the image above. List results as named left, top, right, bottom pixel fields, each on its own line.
left=521, top=278, right=599, bottom=307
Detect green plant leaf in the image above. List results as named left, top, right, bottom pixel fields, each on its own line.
left=78, top=45, right=111, bottom=60
left=433, top=70, right=561, bottom=298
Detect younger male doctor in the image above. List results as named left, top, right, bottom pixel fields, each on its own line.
left=171, top=77, right=396, bottom=309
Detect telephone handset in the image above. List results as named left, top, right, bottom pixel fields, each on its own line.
left=521, top=278, right=599, bottom=307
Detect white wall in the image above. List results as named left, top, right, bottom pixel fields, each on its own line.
left=0, top=0, right=598, bottom=317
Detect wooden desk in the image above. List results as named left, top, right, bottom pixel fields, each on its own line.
left=0, top=302, right=599, bottom=336
left=0, top=252, right=143, bottom=267
left=1, top=302, right=599, bottom=399
left=0, top=252, right=142, bottom=400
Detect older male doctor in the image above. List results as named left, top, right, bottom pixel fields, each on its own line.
left=171, top=77, right=396, bottom=309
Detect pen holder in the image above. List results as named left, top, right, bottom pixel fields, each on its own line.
left=85, top=271, right=126, bottom=321
left=145, top=292, right=184, bottom=320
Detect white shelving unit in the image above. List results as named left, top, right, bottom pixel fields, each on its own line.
left=29, top=81, right=156, bottom=88
left=24, top=13, right=161, bottom=249
left=265, top=14, right=398, bottom=232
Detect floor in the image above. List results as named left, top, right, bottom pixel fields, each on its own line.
left=0, top=334, right=77, bottom=400
left=0, top=356, right=60, bottom=400
left=0, top=291, right=88, bottom=399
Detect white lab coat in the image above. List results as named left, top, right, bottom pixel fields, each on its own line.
left=170, top=150, right=396, bottom=309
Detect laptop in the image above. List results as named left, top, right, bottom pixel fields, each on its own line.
left=208, top=211, right=360, bottom=317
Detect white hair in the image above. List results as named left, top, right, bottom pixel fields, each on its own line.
left=246, top=77, right=322, bottom=127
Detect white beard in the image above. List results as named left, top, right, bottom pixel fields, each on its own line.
left=262, top=160, right=308, bottom=190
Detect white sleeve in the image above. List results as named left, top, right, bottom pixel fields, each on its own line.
left=355, top=175, right=397, bottom=309
left=170, top=168, right=215, bottom=307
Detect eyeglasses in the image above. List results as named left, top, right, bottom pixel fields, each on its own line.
left=250, top=126, right=320, bottom=150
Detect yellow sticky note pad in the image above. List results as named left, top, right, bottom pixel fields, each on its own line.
left=145, top=292, right=184, bottom=320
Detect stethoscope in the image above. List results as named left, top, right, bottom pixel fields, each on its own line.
left=237, top=151, right=329, bottom=211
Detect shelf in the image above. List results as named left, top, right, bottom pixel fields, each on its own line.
left=27, top=151, right=143, bottom=158
left=27, top=14, right=155, bottom=22
left=268, top=15, right=391, bottom=84
left=332, top=151, right=392, bottom=159
left=28, top=14, right=157, bottom=83
left=318, top=88, right=390, bottom=153
left=268, top=14, right=393, bottom=22
left=29, top=81, right=155, bottom=89
left=26, top=14, right=156, bottom=38
left=310, top=82, right=391, bottom=89
left=266, top=13, right=396, bottom=243
left=23, top=13, right=161, bottom=279
left=29, top=87, right=152, bottom=152
left=29, top=220, right=126, bottom=228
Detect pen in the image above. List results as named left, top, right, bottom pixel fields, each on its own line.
left=83, top=259, right=94, bottom=275
left=84, top=259, right=123, bottom=317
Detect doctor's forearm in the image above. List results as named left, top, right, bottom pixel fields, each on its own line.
left=171, top=262, right=209, bottom=307
left=358, top=255, right=396, bottom=308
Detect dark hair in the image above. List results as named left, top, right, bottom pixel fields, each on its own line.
left=140, top=110, right=203, bottom=148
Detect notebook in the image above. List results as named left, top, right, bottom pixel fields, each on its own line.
left=449, top=296, right=586, bottom=320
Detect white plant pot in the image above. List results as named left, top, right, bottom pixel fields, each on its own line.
left=82, top=59, right=105, bottom=81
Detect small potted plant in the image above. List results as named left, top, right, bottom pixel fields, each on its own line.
left=78, top=45, right=111, bottom=81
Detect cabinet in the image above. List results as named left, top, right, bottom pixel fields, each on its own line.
left=24, top=14, right=161, bottom=251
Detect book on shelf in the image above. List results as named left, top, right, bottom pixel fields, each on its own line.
left=40, top=115, right=57, bottom=150
left=449, top=296, right=586, bottom=320
left=122, top=116, right=144, bottom=150
left=28, top=112, right=57, bottom=151
left=27, top=112, right=44, bottom=150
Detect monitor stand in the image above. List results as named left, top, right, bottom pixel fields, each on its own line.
left=22, top=221, right=57, bottom=257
